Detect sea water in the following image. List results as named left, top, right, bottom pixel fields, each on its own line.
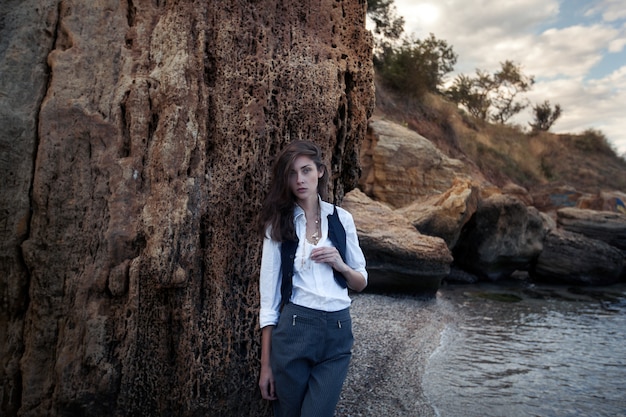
left=423, top=282, right=626, bottom=417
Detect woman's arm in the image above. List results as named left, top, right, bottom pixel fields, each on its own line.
left=310, top=247, right=367, bottom=292
left=259, top=325, right=276, bottom=400
left=311, top=207, right=368, bottom=291
left=335, top=258, right=367, bottom=292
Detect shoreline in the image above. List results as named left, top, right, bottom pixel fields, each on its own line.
left=338, top=282, right=626, bottom=416
left=336, top=292, right=454, bottom=416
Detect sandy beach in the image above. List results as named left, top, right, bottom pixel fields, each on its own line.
left=335, top=292, right=454, bottom=417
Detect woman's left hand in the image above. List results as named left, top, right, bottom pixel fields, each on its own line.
left=310, top=246, right=367, bottom=292
left=310, top=246, right=347, bottom=273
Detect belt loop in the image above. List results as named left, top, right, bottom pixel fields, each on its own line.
left=337, top=320, right=342, bottom=329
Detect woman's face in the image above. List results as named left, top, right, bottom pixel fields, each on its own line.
left=289, top=155, right=323, bottom=203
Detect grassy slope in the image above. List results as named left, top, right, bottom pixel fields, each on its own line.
left=373, top=78, right=626, bottom=195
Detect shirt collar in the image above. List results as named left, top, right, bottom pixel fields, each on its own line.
left=294, top=195, right=331, bottom=219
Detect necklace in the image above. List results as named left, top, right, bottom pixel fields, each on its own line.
left=308, top=216, right=320, bottom=245
left=302, top=210, right=320, bottom=269
left=305, top=202, right=321, bottom=245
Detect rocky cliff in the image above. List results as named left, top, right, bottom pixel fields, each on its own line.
left=0, top=1, right=374, bottom=416
left=356, top=118, right=625, bottom=289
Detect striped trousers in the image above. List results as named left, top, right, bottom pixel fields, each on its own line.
left=271, top=303, right=353, bottom=417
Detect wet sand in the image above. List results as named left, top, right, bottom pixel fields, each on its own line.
left=336, top=292, right=454, bottom=417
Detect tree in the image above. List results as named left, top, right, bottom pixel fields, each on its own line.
left=367, top=0, right=405, bottom=67
left=446, top=60, right=534, bottom=123
left=490, top=60, right=534, bottom=123
left=375, top=33, right=457, bottom=97
left=367, top=1, right=456, bottom=97
left=446, top=73, right=491, bottom=120
left=529, top=100, right=562, bottom=132
left=367, top=0, right=405, bottom=40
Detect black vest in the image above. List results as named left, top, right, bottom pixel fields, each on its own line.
left=280, top=206, right=347, bottom=307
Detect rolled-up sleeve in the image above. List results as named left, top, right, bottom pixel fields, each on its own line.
left=338, top=209, right=368, bottom=283
left=259, top=234, right=283, bottom=328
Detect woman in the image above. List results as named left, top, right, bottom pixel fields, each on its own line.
left=258, top=141, right=368, bottom=417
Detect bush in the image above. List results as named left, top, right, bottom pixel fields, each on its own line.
left=574, top=129, right=615, bottom=155
left=529, top=100, right=562, bottom=132
left=375, top=33, right=457, bottom=98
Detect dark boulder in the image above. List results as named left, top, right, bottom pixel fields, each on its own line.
left=531, top=229, right=624, bottom=285
left=557, top=207, right=626, bottom=253
left=454, top=194, right=546, bottom=281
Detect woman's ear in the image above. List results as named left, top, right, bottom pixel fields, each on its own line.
left=318, top=165, right=324, bottom=178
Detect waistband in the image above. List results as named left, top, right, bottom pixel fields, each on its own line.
left=282, top=302, right=351, bottom=322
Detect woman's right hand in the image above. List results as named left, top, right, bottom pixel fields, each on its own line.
left=259, top=325, right=277, bottom=400
left=259, top=364, right=277, bottom=400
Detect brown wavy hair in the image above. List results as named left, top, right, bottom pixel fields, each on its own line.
left=259, top=141, right=329, bottom=242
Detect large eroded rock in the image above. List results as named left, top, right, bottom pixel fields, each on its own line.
left=397, top=179, right=479, bottom=249
left=0, top=2, right=373, bottom=416
left=0, top=3, right=59, bottom=415
left=343, top=189, right=452, bottom=294
left=359, top=119, right=471, bottom=208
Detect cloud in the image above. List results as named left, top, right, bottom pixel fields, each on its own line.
left=586, top=0, right=626, bottom=22
left=608, top=36, right=626, bottom=53
left=513, top=64, right=626, bottom=156
left=395, top=0, right=560, bottom=69
left=530, top=24, right=618, bottom=78
left=391, top=0, right=626, bottom=155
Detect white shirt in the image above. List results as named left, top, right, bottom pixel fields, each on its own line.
left=259, top=198, right=367, bottom=328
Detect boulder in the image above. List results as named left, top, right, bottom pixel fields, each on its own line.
left=445, top=266, right=480, bottom=284
left=343, top=189, right=453, bottom=294
left=557, top=207, right=626, bottom=253
left=576, top=191, right=626, bottom=213
left=531, top=229, right=624, bottom=285
left=397, top=178, right=479, bottom=249
left=502, top=183, right=534, bottom=206
left=453, top=194, right=546, bottom=281
left=359, top=119, right=471, bottom=208
left=530, top=185, right=587, bottom=217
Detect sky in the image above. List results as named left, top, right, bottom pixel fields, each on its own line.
left=388, top=0, right=626, bottom=156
